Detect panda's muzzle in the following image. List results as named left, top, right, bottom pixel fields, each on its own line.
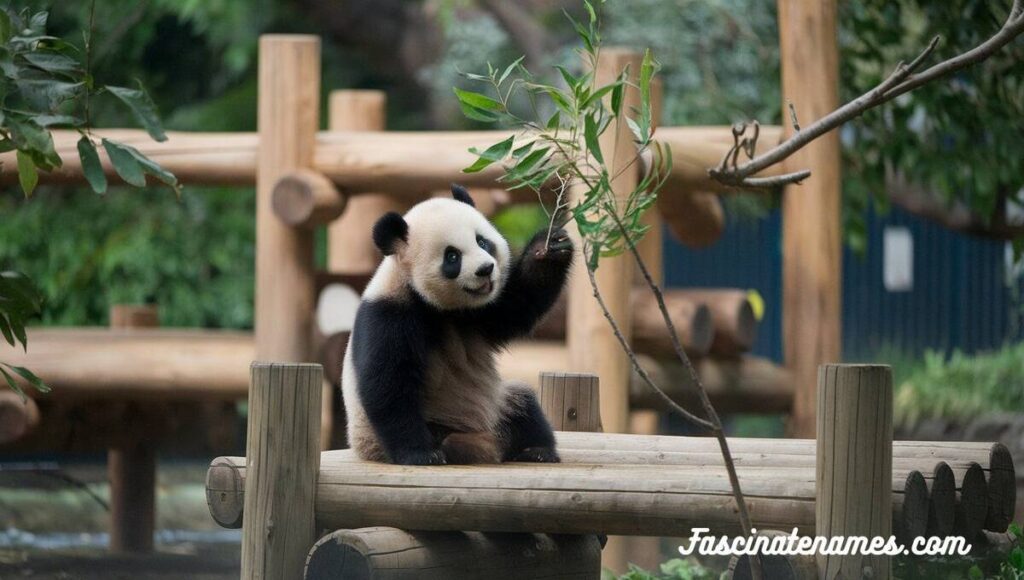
left=463, top=278, right=494, bottom=296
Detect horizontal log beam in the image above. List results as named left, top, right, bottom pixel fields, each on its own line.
left=0, top=126, right=782, bottom=198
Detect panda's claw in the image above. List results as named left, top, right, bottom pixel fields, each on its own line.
left=395, top=448, right=447, bottom=466
left=511, top=446, right=561, bottom=463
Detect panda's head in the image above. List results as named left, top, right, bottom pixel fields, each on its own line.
left=372, top=185, right=512, bottom=310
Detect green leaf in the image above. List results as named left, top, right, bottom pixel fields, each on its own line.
left=15, top=79, right=83, bottom=110
left=16, top=149, right=37, bottom=196
left=0, top=314, right=14, bottom=347
left=453, top=87, right=505, bottom=112
left=0, top=366, right=27, bottom=402
left=106, top=83, right=167, bottom=142
left=610, top=72, right=626, bottom=116
left=22, top=51, right=80, bottom=74
left=5, top=364, right=49, bottom=393
left=546, top=110, right=561, bottom=130
left=102, top=139, right=146, bottom=187
left=584, top=113, right=603, bottom=165
left=463, top=135, right=515, bottom=173
left=497, top=56, right=524, bottom=86
left=8, top=118, right=60, bottom=170
left=581, top=81, right=620, bottom=110
left=77, top=136, right=107, bottom=194
left=34, top=114, right=81, bottom=127
left=0, top=10, right=13, bottom=44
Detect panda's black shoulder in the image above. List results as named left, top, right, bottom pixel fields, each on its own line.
left=352, top=293, right=444, bottom=365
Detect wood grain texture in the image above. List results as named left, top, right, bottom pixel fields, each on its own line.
left=303, top=527, right=601, bottom=580
left=539, top=372, right=602, bottom=433
left=673, top=289, right=759, bottom=355
left=326, top=90, right=411, bottom=275
left=242, top=363, right=323, bottom=580
left=816, top=364, right=892, bottom=580
left=567, top=48, right=641, bottom=435
left=953, top=462, right=988, bottom=541
left=658, top=191, right=725, bottom=248
left=107, top=304, right=160, bottom=554
left=255, top=35, right=320, bottom=362
left=779, top=0, right=843, bottom=438
left=925, top=462, right=956, bottom=538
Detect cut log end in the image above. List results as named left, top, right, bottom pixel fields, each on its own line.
left=896, top=471, right=929, bottom=544
left=954, top=462, right=989, bottom=541
left=0, top=392, right=40, bottom=445
left=985, top=443, right=1016, bottom=532
left=206, top=456, right=244, bottom=529
left=729, top=531, right=817, bottom=580
left=271, top=169, right=347, bottom=227
left=926, top=462, right=956, bottom=538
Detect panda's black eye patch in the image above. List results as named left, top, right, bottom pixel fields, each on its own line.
left=476, top=235, right=495, bottom=256
left=442, top=246, right=462, bottom=279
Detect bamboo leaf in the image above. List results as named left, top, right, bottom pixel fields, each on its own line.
left=498, top=56, right=524, bottom=86
left=584, top=113, right=603, bottom=165
left=5, top=364, right=49, bottom=393
left=453, top=87, right=505, bottom=112
left=0, top=366, right=26, bottom=402
left=463, top=135, right=514, bottom=173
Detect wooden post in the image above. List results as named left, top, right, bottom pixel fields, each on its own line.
left=327, top=90, right=407, bottom=275
left=567, top=48, right=641, bottom=436
left=816, top=364, right=892, bottom=579
left=108, top=304, right=159, bottom=553
left=0, top=391, right=39, bottom=444
left=255, top=35, right=320, bottom=362
left=242, top=362, right=322, bottom=580
left=539, top=372, right=602, bottom=433
left=779, top=0, right=842, bottom=437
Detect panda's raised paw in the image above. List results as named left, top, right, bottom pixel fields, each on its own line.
left=528, top=229, right=573, bottom=262
left=394, top=448, right=447, bottom=466
left=510, top=446, right=561, bottom=463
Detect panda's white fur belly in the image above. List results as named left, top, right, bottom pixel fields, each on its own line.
left=342, top=258, right=508, bottom=462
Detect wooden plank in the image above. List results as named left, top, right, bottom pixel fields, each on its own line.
left=254, top=34, right=320, bottom=362
left=779, top=0, right=842, bottom=438
left=242, top=363, right=323, bottom=580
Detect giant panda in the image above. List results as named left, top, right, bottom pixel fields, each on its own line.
left=341, top=184, right=573, bottom=465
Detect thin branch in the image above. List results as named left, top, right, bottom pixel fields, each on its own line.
left=708, top=4, right=1024, bottom=188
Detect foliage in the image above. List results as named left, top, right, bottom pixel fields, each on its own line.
left=0, top=6, right=179, bottom=197
left=601, top=558, right=719, bottom=580
left=456, top=0, right=670, bottom=270
left=840, top=0, right=1024, bottom=252
left=0, top=271, right=49, bottom=400
left=894, top=342, right=1024, bottom=425
left=0, top=187, right=255, bottom=329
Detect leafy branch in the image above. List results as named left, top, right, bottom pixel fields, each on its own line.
left=707, top=0, right=1024, bottom=189
left=455, top=2, right=763, bottom=577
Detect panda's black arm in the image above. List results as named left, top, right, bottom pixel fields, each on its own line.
left=352, top=299, right=445, bottom=465
left=476, top=230, right=573, bottom=345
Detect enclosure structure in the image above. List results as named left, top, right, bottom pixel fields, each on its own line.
left=0, top=0, right=849, bottom=569
left=206, top=364, right=1014, bottom=579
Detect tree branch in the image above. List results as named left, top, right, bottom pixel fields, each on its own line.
left=708, top=2, right=1024, bottom=188
left=477, top=0, right=555, bottom=72
left=886, top=171, right=1024, bottom=241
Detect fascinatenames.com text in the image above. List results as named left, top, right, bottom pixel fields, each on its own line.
left=678, top=528, right=971, bottom=557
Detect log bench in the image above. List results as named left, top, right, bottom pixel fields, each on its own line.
left=208, top=363, right=1015, bottom=580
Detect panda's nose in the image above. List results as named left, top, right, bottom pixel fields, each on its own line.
left=475, top=262, right=494, bottom=278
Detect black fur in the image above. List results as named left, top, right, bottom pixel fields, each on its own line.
left=352, top=227, right=573, bottom=465
left=442, top=246, right=462, bottom=279
left=372, top=212, right=409, bottom=256
left=451, top=183, right=475, bottom=207
left=499, top=385, right=560, bottom=462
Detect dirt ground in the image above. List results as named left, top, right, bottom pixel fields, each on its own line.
left=0, top=460, right=240, bottom=580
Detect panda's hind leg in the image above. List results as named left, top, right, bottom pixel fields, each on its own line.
left=497, top=382, right=560, bottom=463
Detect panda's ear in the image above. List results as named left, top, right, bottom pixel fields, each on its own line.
left=451, top=183, right=475, bottom=207
left=372, top=212, right=409, bottom=256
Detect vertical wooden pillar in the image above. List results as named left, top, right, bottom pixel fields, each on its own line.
left=327, top=90, right=407, bottom=274
left=567, top=48, right=641, bottom=437
left=816, top=364, right=892, bottom=580
left=255, top=35, right=320, bottom=362
left=778, top=0, right=842, bottom=437
left=108, top=304, right=159, bottom=553
left=242, top=363, right=323, bottom=580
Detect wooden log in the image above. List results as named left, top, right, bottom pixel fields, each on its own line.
left=644, top=126, right=786, bottom=194
left=536, top=289, right=715, bottom=358
left=729, top=530, right=818, bottom=580
left=894, top=471, right=929, bottom=545
left=498, top=342, right=793, bottom=414
left=984, top=443, right=1016, bottom=532
left=0, top=391, right=40, bottom=445
left=538, top=372, right=602, bottom=433
left=567, top=48, right=639, bottom=435
left=272, top=169, right=347, bottom=228
left=210, top=451, right=931, bottom=537
left=303, top=527, right=601, bottom=580
left=326, top=89, right=410, bottom=275
left=953, top=462, right=989, bottom=541
left=780, top=0, right=843, bottom=439
left=925, top=462, right=956, bottom=538
left=816, top=364, right=892, bottom=580
left=242, top=362, right=323, bottom=580
left=674, top=289, right=758, bottom=355
left=107, top=304, right=159, bottom=554
left=255, top=34, right=319, bottom=363
left=658, top=191, right=725, bottom=248
left=0, top=328, right=253, bottom=398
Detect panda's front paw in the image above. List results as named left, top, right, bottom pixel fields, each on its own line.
left=510, top=446, right=561, bottom=463
left=527, top=229, right=574, bottom=265
left=393, top=448, right=447, bottom=466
